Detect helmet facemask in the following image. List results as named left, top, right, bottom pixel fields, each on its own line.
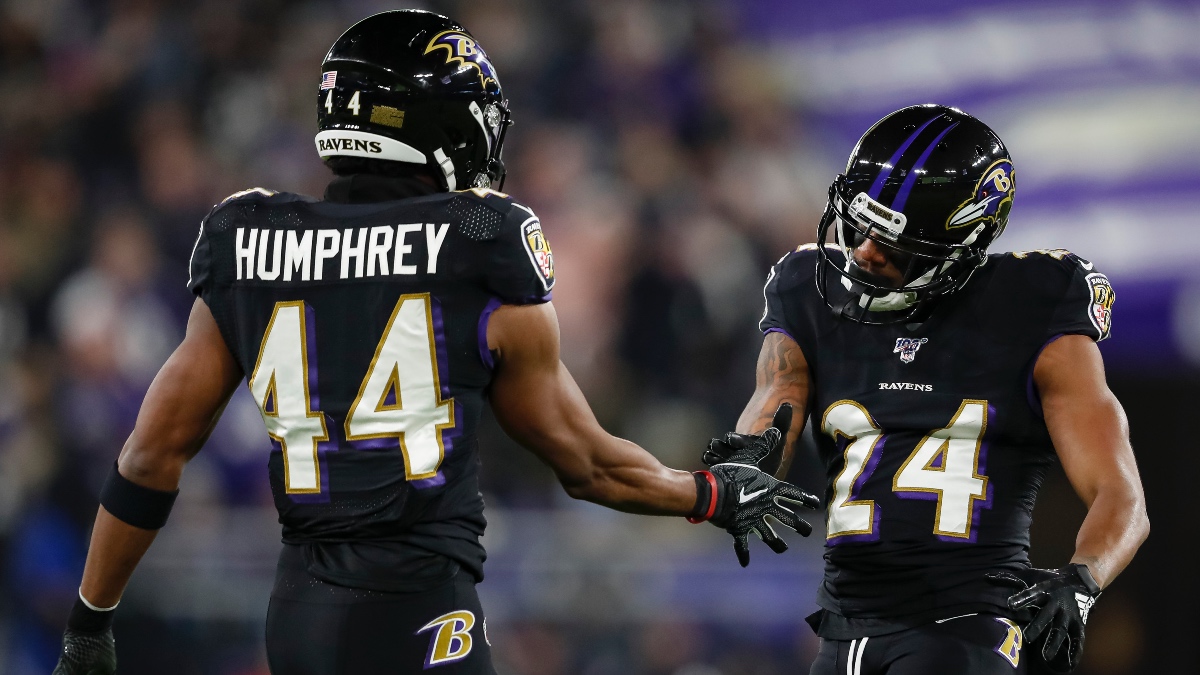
left=816, top=176, right=988, bottom=324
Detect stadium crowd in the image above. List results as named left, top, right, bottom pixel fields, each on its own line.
left=0, top=1, right=831, bottom=673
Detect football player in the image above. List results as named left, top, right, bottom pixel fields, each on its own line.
left=51, top=11, right=818, bottom=675
left=704, top=105, right=1148, bottom=674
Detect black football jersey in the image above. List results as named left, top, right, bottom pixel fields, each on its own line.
left=761, top=245, right=1114, bottom=637
left=187, top=176, right=555, bottom=590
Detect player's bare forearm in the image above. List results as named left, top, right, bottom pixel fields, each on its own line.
left=532, top=370, right=696, bottom=515
left=79, top=298, right=242, bottom=606
left=735, top=331, right=811, bottom=477
left=1035, top=334, right=1149, bottom=589
left=79, top=508, right=161, bottom=608
left=488, top=302, right=697, bottom=516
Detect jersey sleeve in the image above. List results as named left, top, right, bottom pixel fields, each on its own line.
left=187, top=187, right=279, bottom=300
left=1046, top=253, right=1114, bottom=342
left=759, top=255, right=793, bottom=339
left=484, top=201, right=554, bottom=304
left=186, top=221, right=213, bottom=299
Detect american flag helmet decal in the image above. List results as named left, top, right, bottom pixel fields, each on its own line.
left=320, top=71, right=337, bottom=90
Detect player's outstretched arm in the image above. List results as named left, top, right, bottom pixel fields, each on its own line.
left=989, top=334, right=1149, bottom=673
left=486, top=302, right=696, bottom=515
left=487, top=302, right=818, bottom=566
left=54, top=298, right=242, bottom=675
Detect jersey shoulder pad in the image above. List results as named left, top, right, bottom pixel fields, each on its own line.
left=771, top=243, right=836, bottom=290
left=461, top=192, right=554, bottom=303
left=218, top=186, right=279, bottom=206
left=998, top=249, right=1113, bottom=341
left=440, top=187, right=521, bottom=243
left=999, top=248, right=1106, bottom=287
left=203, top=188, right=314, bottom=231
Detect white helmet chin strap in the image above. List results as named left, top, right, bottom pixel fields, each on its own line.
left=432, top=148, right=456, bottom=191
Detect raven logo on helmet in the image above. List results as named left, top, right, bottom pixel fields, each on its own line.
left=946, top=159, right=1015, bottom=232
left=425, top=31, right=501, bottom=92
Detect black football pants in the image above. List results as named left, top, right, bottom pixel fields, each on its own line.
left=265, top=556, right=496, bottom=674
left=809, top=613, right=1027, bottom=675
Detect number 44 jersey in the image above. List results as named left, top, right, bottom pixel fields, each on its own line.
left=187, top=179, right=554, bottom=591
left=761, top=245, right=1114, bottom=638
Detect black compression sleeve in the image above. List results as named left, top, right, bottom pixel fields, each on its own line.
left=98, top=461, right=179, bottom=530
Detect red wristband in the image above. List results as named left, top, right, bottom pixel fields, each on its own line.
left=687, top=470, right=719, bottom=523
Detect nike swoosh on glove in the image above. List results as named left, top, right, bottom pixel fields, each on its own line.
left=705, top=404, right=820, bottom=566
left=986, top=563, right=1101, bottom=673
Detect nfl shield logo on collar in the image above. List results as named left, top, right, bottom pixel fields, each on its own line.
left=894, top=337, right=928, bottom=364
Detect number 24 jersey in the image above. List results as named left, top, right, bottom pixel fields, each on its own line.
left=761, top=245, right=1114, bottom=635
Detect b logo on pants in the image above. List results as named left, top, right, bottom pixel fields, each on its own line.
left=418, top=610, right=476, bottom=667
left=993, top=617, right=1022, bottom=668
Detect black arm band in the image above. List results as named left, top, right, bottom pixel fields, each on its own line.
left=99, top=461, right=179, bottom=530
left=686, top=471, right=714, bottom=522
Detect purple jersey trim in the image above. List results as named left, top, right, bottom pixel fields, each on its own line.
left=412, top=298, right=457, bottom=490
left=1026, top=334, right=1065, bottom=418
left=763, top=326, right=799, bottom=344
left=289, top=301, right=334, bottom=504
left=477, top=297, right=504, bottom=371
left=951, top=402, right=997, bottom=544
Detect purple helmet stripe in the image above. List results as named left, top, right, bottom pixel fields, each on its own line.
left=892, top=122, right=959, bottom=213
left=868, top=114, right=942, bottom=199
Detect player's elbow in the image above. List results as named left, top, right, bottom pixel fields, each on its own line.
left=1131, top=495, right=1150, bottom=547
left=117, top=436, right=189, bottom=492
left=557, top=459, right=622, bottom=505
left=559, top=470, right=605, bottom=503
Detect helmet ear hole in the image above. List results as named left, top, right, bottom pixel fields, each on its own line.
left=445, top=126, right=468, bottom=150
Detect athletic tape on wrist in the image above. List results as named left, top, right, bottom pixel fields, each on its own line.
left=99, top=461, right=179, bottom=530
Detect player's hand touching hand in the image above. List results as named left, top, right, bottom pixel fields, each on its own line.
left=704, top=434, right=782, bottom=478
left=52, top=595, right=118, bottom=675
left=986, top=564, right=1102, bottom=673
left=694, top=404, right=820, bottom=566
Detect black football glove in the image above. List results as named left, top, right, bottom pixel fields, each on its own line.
left=53, top=596, right=118, bottom=675
left=986, top=564, right=1101, bottom=673
left=700, top=404, right=820, bottom=566
left=702, top=403, right=792, bottom=476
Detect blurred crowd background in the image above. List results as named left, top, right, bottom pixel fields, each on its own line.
left=1, top=0, right=1196, bottom=673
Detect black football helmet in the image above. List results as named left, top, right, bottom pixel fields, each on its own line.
left=316, top=10, right=512, bottom=191
left=816, top=104, right=1015, bottom=324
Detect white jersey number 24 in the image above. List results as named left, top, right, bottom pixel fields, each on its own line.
left=822, top=399, right=989, bottom=540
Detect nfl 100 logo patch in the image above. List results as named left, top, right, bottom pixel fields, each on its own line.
left=894, top=337, right=928, bottom=364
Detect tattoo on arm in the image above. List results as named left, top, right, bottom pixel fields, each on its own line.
left=736, top=332, right=811, bottom=476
